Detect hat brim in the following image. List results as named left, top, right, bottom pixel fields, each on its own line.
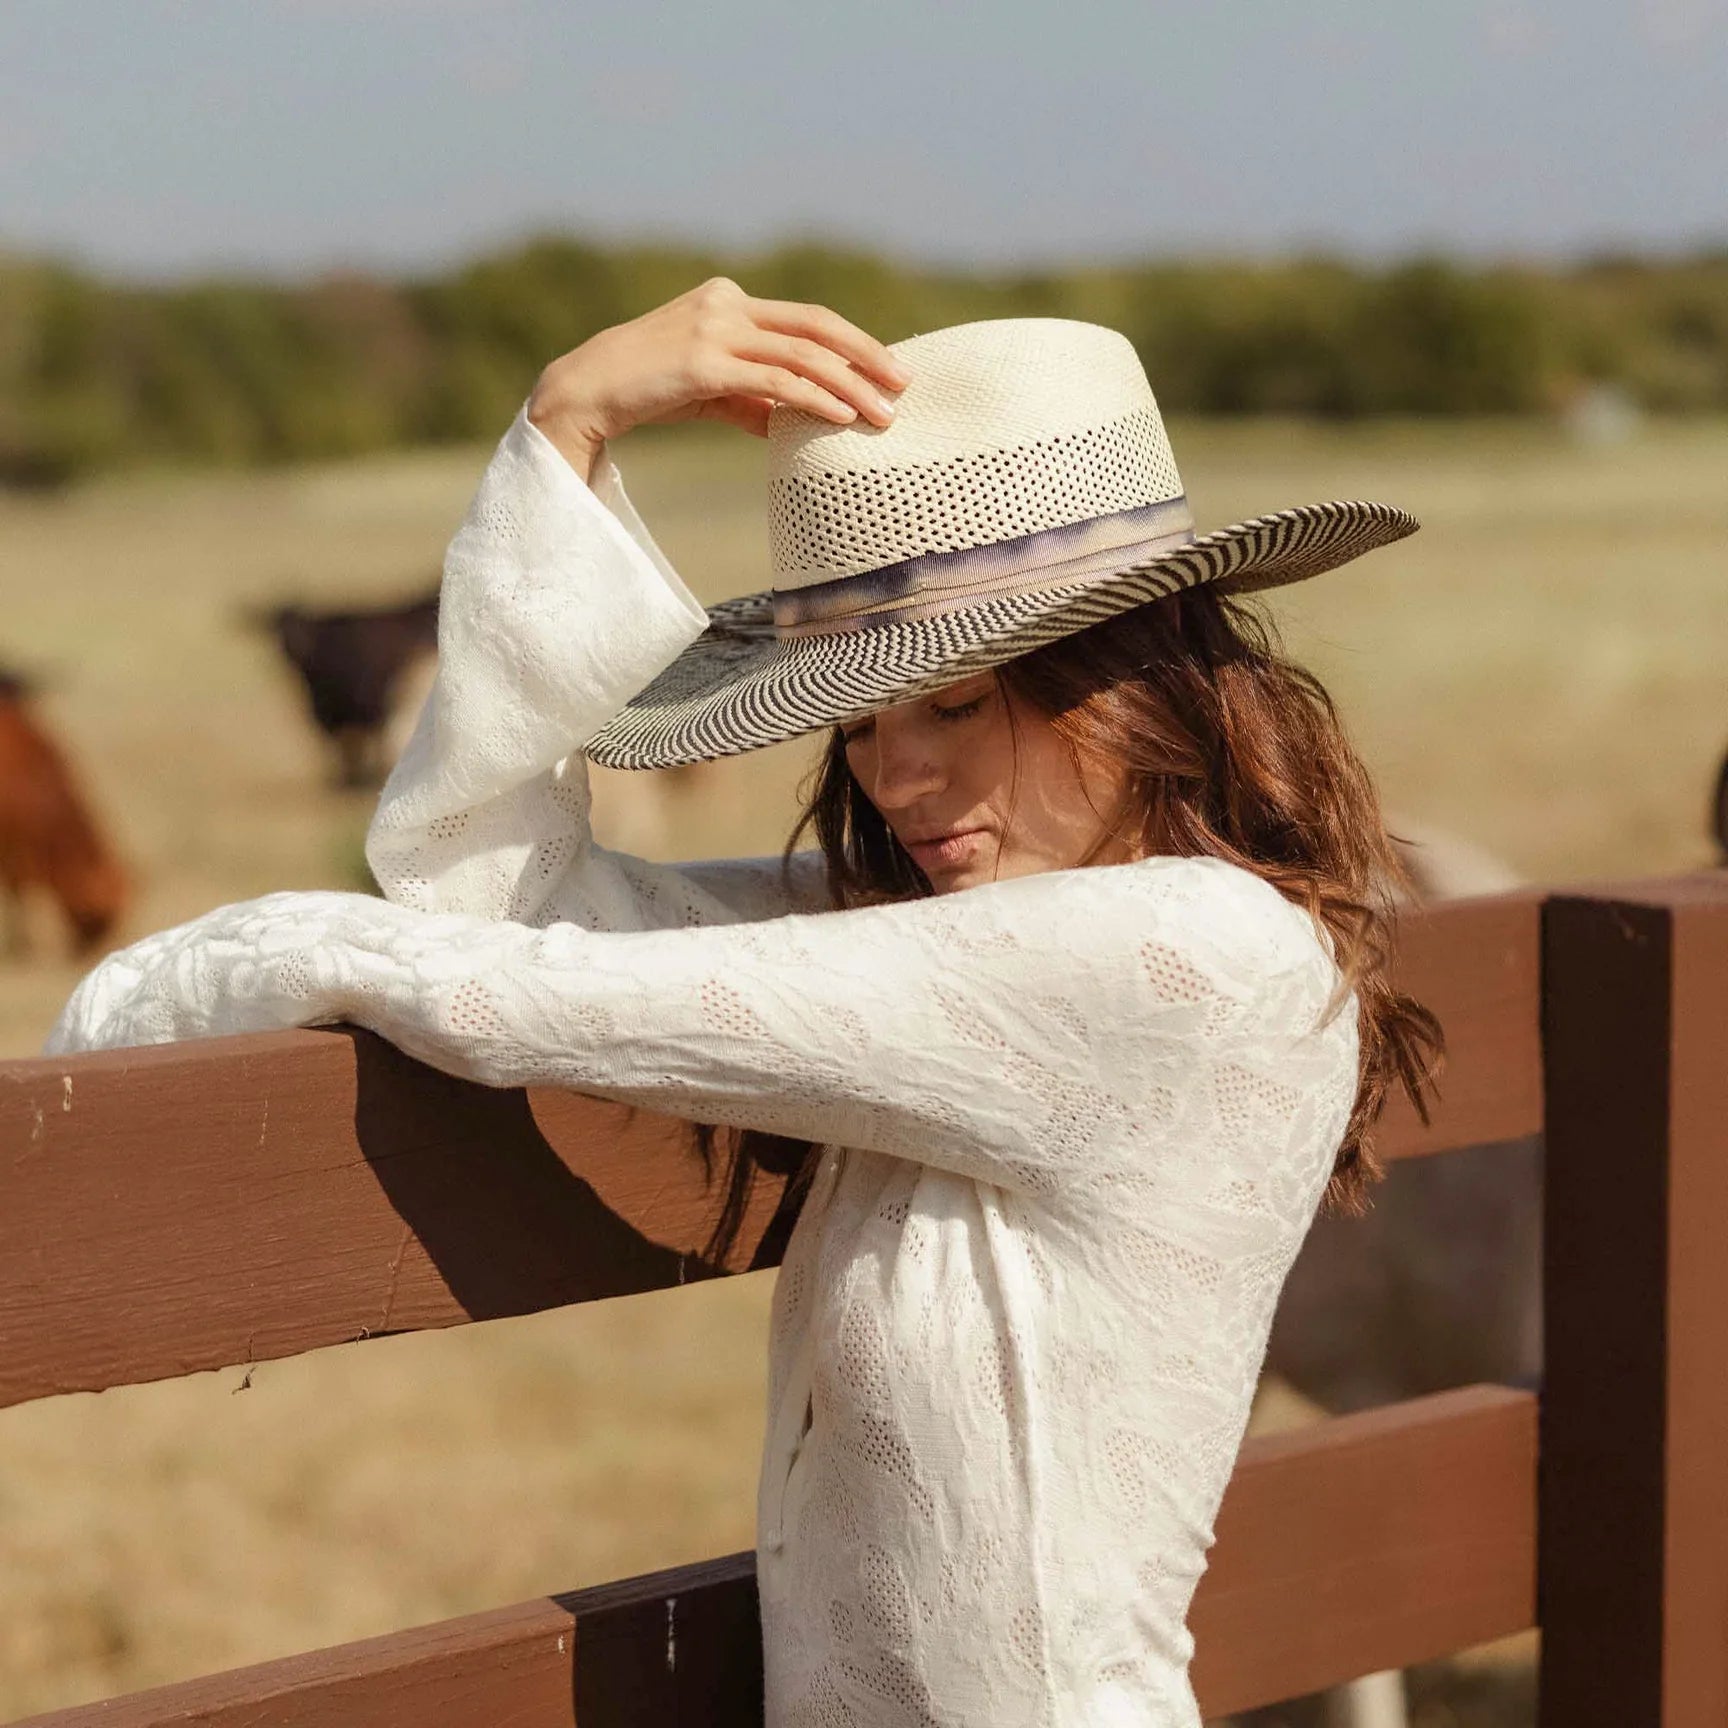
left=585, top=499, right=1416, bottom=770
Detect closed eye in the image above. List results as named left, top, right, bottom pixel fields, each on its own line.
left=932, top=695, right=987, bottom=724
left=841, top=689, right=989, bottom=747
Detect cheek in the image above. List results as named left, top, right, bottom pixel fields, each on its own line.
left=843, top=742, right=872, bottom=797
left=999, top=724, right=1122, bottom=860
left=943, top=711, right=1015, bottom=798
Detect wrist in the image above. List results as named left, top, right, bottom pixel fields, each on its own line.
left=527, top=367, right=608, bottom=484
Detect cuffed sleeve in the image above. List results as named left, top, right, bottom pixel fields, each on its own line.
left=363, top=405, right=827, bottom=932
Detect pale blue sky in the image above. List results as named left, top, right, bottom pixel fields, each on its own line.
left=2, top=0, right=1723, bottom=280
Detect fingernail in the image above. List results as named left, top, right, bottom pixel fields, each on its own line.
left=874, top=392, right=896, bottom=419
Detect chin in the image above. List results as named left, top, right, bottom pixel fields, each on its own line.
left=925, top=871, right=976, bottom=896
left=928, top=857, right=1036, bottom=894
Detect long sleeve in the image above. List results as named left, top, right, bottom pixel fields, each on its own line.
left=45, top=851, right=1362, bottom=1726
left=43, top=855, right=1355, bottom=1209
left=367, top=407, right=825, bottom=932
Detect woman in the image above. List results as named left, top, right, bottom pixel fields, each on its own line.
left=49, top=279, right=1441, bottom=1727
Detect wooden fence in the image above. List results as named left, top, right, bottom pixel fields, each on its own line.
left=1, top=875, right=1724, bottom=1725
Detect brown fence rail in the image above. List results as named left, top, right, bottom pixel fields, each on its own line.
left=0, top=891, right=1541, bottom=1411
left=2, top=878, right=1724, bottom=1725
left=7, top=1389, right=1535, bottom=1728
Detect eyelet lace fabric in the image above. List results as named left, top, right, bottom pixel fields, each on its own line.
left=47, top=408, right=1361, bottom=1728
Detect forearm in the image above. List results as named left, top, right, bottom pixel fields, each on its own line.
left=44, top=862, right=1328, bottom=1210
left=364, top=407, right=708, bottom=921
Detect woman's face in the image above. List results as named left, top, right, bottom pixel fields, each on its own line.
left=841, top=671, right=1134, bottom=894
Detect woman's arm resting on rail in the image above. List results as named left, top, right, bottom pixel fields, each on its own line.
left=44, top=859, right=1354, bottom=1210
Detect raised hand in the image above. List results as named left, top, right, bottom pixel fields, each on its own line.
left=525, top=276, right=910, bottom=479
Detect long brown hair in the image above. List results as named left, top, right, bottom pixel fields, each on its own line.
left=695, top=584, right=1444, bottom=1266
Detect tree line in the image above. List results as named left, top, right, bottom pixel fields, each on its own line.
left=0, top=240, right=1723, bottom=484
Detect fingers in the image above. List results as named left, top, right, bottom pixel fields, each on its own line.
left=696, top=395, right=775, bottom=438
left=745, top=297, right=911, bottom=394
left=734, top=331, right=902, bottom=427
left=633, top=277, right=912, bottom=439
left=723, top=360, right=872, bottom=427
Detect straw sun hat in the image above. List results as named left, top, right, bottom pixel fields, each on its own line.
left=585, top=318, right=1416, bottom=770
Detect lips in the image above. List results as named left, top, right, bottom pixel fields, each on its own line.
left=902, top=827, right=988, bottom=871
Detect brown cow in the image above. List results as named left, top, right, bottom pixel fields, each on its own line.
left=0, top=672, right=129, bottom=956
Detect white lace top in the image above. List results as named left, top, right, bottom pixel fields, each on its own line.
left=47, top=409, right=1361, bottom=1728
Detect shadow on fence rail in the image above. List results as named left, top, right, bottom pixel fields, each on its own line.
left=0, top=876, right=1723, bottom=1725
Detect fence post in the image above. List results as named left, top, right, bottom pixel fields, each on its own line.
left=1538, top=878, right=1728, bottom=1726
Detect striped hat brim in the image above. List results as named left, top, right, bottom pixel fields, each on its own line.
left=584, top=498, right=1416, bottom=770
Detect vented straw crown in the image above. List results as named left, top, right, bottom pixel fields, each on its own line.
left=766, top=321, right=1186, bottom=588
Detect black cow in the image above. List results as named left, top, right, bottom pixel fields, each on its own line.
left=1713, top=742, right=1728, bottom=862
left=255, top=590, right=440, bottom=789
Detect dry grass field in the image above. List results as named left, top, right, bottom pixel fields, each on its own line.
left=1, top=414, right=1723, bottom=1719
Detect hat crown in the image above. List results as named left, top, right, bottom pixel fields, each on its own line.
left=766, top=319, right=1186, bottom=593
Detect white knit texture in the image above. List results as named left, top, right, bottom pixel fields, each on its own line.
left=46, top=407, right=1360, bottom=1728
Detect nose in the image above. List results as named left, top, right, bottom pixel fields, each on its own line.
left=858, top=717, right=947, bottom=813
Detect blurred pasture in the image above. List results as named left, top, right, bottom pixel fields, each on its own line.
left=1, top=411, right=1724, bottom=1714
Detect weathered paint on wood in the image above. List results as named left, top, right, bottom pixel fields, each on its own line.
left=0, top=1029, right=783, bottom=1409
left=0, top=892, right=1544, bottom=1411
left=1538, top=875, right=1728, bottom=1727
left=8, top=1551, right=762, bottom=1728
left=12, top=1386, right=1535, bottom=1728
